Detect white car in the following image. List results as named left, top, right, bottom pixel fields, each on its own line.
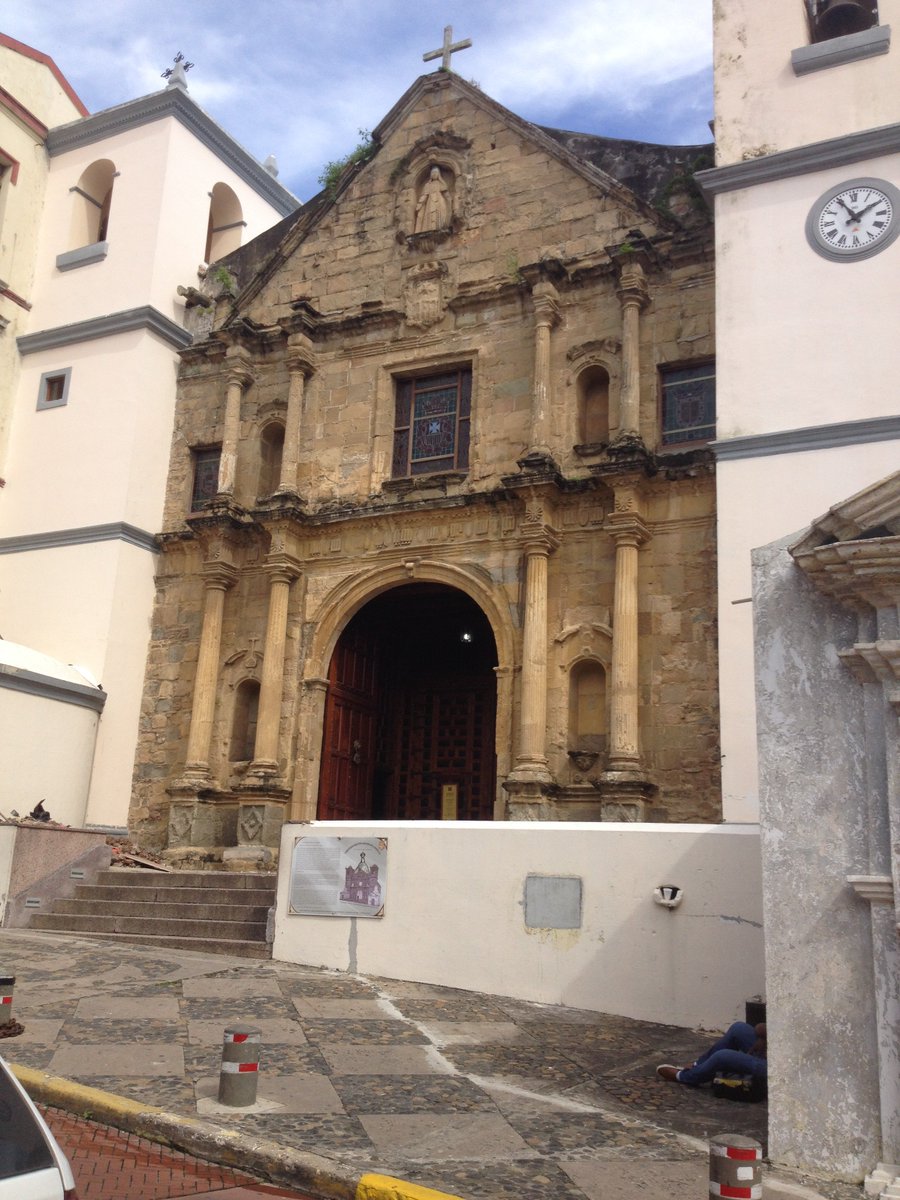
left=0, top=1056, right=77, bottom=1199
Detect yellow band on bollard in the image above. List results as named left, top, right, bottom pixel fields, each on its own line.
left=357, top=1173, right=465, bottom=1200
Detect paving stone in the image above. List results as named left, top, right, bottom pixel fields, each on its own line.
left=320, top=1044, right=447, bottom=1075
left=50, top=1042, right=185, bottom=1076
left=188, top=1018, right=308, bottom=1045
left=182, top=975, right=284, bottom=999
left=560, top=1157, right=708, bottom=1200
left=291, top=998, right=395, bottom=1019
left=359, top=1112, right=534, bottom=1160
left=74, top=995, right=180, bottom=1019
left=196, top=1071, right=345, bottom=1114
left=423, top=1021, right=527, bottom=1046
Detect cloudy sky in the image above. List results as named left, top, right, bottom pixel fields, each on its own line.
left=3, top=0, right=713, bottom=202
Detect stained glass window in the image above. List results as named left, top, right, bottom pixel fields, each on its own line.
left=392, top=369, right=471, bottom=477
left=660, top=363, right=715, bottom=446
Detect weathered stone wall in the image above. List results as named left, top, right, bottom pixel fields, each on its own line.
left=130, top=73, right=719, bottom=850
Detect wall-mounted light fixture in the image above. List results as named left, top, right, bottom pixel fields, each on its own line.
left=653, top=884, right=683, bottom=909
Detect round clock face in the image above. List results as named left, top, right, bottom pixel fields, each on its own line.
left=806, top=177, right=900, bottom=262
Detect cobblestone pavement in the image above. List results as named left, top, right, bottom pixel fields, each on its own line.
left=1, top=930, right=859, bottom=1200
left=42, top=1105, right=311, bottom=1199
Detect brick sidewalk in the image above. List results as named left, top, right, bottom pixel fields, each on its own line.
left=42, top=1105, right=310, bottom=1200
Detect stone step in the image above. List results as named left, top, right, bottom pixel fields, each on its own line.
left=72, top=884, right=276, bottom=907
left=96, top=868, right=276, bottom=891
left=52, top=898, right=272, bottom=921
left=28, top=913, right=267, bottom=940
left=31, top=929, right=272, bottom=959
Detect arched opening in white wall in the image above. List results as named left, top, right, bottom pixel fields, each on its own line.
left=70, top=159, right=116, bottom=249
left=205, top=183, right=244, bottom=263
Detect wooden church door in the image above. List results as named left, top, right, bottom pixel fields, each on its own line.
left=317, top=623, right=380, bottom=821
left=317, top=585, right=497, bottom=822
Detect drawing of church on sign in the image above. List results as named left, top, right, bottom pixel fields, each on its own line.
left=128, top=39, right=720, bottom=865
left=340, top=851, right=383, bottom=908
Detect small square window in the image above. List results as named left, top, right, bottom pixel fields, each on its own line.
left=392, top=368, right=471, bottom=478
left=37, top=368, right=72, bottom=411
left=191, top=447, right=221, bottom=510
left=660, top=363, right=715, bottom=447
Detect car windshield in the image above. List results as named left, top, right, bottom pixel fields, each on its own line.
left=0, top=1066, right=55, bottom=1178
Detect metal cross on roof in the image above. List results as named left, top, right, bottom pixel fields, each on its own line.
left=423, top=25, right=472, bottom=71
left=161, top=51, right=194, bottom=80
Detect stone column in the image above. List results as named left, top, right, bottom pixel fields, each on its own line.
left=279, top=341, right=315, bottom=495
left=290, top=678, right=330, bottom=821
left=616, top=262, right=650, bottom=440
left=218, top=355, right=253, bottom=495
left=249, top=554, right=301, bottom=774
left=527, top=281, right=560, bottom=459
left=509, top=531, right=558, bottom=785
left=182, top=562, right=238, bottom=780
left=604, top=505, right=650, bottom=773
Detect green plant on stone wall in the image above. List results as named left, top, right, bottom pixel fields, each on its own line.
left=213, top=266, right=236, bottom=293
left=319, top=129, right=375, bottom=197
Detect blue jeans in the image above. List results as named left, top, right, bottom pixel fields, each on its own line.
left=677, top=1022, right=767, bottom=1087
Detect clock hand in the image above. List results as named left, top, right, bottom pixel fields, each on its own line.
left=835, top=197, right=860, bottom=221
left=852, top=197, right=887, bottom=219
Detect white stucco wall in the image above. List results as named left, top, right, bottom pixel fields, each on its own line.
left=274, top=821, right=765, bottom=1030
left=713, top=0, right=900, bottom=164
left=0, top=683, right=99, bottom=826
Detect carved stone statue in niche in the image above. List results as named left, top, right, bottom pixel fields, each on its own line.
left=414, top=166, right=451, bottom=233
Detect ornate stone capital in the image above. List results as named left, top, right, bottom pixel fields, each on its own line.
left=224, top=352, right=255, bottom=390
left=286, top=334, right=316, bottom=377
left=616, top=260, right=651, bottom=311
left=201, top=560, right=238, bottom=591
left=531, top=280, right=560, bottom=327
left=604, top=510, right=651, bottom=547
left=265, top=553, right=302, bottom=585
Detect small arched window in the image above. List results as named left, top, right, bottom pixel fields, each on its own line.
left=70, top=159, right=116, bottom=249
left=205, top=183, right=244, bottom=263
left=576, top=365, right=610, bottom=448
left=258, top=423, right=285, bottom=499
left=568, top=660, right=608, bottom=755
left=230, top=679, right=260, bottom=762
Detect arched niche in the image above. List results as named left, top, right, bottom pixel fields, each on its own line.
left=205, top=182, right=244, bottom=263
left=230, top=678, right=260, bottom=762
left=257, top=420, right=285, bottom=499
left=576, top=364, right=611, bottom=447
left=70, top=159, right=116, bottom=249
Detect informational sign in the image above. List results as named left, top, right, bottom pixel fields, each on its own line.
left=289, top=836, right=387, bottom=918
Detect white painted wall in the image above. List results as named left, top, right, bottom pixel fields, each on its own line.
left=0, top=684, right=99, bottom=826
left=274, top=821, right=765, bottom=1030
left=713, top=0, right=900, bottom=164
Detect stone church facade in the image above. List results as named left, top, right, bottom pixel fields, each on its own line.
left=128, top=72, right=719, bottom=862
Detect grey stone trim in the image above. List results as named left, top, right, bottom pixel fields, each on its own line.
left=697, top=122, right=900, bottom=196
left=0, top=522, right=158, bottom=555
left=47, top=88, right=297, bottom=216
left=712, top=415, right=900, bottom=461
left=37, top=366, right=71, bottom=411
left=55, top=242, right=109, bottom=272
left=792, top=25, right=890, bottom=76
left=17, top=306, right=192, bottom=354
left=0, top=666, right=107, bottom=712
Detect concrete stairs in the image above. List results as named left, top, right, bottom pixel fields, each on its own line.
left=26, top=868, right=277, bottom=959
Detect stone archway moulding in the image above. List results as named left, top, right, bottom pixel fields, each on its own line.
left=289, top=559, right=518, bottom=821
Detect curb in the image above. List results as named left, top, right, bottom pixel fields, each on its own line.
left=12, top=1065, right=463, bottom=1200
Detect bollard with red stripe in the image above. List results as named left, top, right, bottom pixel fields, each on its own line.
left=709, top=1135, right=763, bottom=1200
left=217, top=1025, right=261, bottom=1107
left=0, top=977, right=14, bottom=1026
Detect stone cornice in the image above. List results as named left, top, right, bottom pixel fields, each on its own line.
left=0, top=522, right=158, bottom=556
left=697, top=122, right=900, bottom=197
left=838, top=641, right=900, bottom=684
left=791, top=24, right=890, bottom=76
left=47, top=86, right=297, bottom=216
left=792, top=536, right=900, bottom=611
left=846, top=875, right=895, bottom=904
left=17, top=306, right=192, bottom=354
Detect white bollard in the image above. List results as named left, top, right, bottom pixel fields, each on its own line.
left=709, top=1135, right=763, bottom=1200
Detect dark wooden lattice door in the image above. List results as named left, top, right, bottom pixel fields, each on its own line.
left=317, top=584, right=497, bottom=821
left=389, top=680, right=496, bottom=820
left=317, top=624, right=379, bottom=820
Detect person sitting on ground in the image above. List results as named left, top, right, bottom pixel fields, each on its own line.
left=656, top=1021, right=766, bottom=1087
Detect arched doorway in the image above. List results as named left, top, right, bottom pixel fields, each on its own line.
left=317, top=584, right=498, bottom=821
